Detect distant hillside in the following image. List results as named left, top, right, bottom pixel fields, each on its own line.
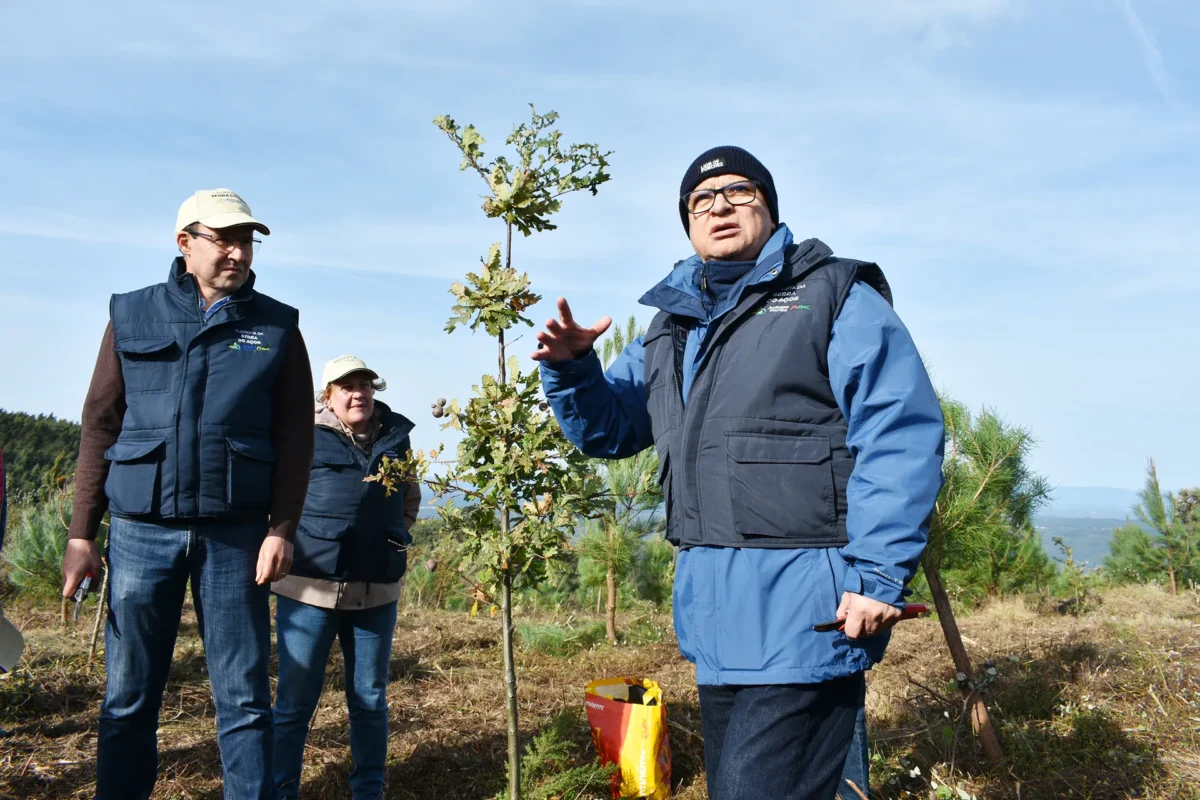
left=417, top=484, right=474, bottom=518
left=1035, top=516, right=1130, bottom=572
left=0, top=409, right=81, bottom=497
left=1043, top=486, right=1139, bottom=519
left=1033, top=486, right=1141, bottom=571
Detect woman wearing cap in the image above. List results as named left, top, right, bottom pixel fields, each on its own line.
left=271, top=355, right=419, bottom=800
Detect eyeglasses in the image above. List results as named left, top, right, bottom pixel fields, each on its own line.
left=189, top=230, right=262, bottom=254
left=681, top=180, right=761, bottom=215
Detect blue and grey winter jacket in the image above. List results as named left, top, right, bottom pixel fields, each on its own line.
left=541, top=225, right=945, bottom=685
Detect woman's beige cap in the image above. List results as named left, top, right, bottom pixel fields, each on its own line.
left=322, top=355, right=380, bottom=386
left=176, top=188, right=270, bottom=235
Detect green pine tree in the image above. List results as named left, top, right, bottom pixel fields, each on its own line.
left=1104, top=522, right=1167, bottom=584
left=577, top=315, right=663, bottom=643
left=924, top=399, right=1049, bottom=767
left=1119, top=460, right=1198, bottom=594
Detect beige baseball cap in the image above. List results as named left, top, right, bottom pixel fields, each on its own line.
left=175, top=188, right=270, bottom=235
left=322, top=355, right=382, bottom=388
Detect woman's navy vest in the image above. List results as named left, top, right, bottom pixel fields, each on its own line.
left=643, top=239, right=891, bottom=549
left=104, top=259, right=298, bottom=522
left=289, top=403, right=415, bottom=584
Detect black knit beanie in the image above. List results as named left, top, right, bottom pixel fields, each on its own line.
left=678, top=145, right=778, bottom=233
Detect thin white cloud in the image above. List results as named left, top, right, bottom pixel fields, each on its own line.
left=1115, top=0, right=1179, bottom=107
left=838, top=0, right=1020, bottom=25
left=0, top=212, right=160, bottom=248
left=834, top=0, right=1021, bottom=48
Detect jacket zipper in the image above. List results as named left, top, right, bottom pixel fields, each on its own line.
left=674, top=248, right=808, bottom=542
left=824, top=549, right=843, bottom=619
left=195, top=293, right=249, bottom=510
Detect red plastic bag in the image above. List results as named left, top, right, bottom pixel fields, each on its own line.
left=584, top=677, right=672, bottom=799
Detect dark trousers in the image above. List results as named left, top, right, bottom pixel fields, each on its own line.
left=698, top=673, right=864, bottom=800
left=839, top=701, right=871, bottom=798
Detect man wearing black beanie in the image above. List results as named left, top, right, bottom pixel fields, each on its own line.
left=535, top=146, right=944, bottom=799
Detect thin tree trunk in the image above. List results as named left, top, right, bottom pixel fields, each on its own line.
left=595, top=586, right=602, bottom=614
left=497, top=310, right=522, bottom=799
left=1169, top=568, right=1178, bottom=595
left=501, top=549, right=520, bottom=799
left=924, top=558, right=1005, bottom=768
left=605, top=563, right=617, bottom=644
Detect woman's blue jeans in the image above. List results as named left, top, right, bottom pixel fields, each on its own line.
left=272, top=594, right=397, bottom=800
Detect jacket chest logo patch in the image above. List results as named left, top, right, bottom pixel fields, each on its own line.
left=755, top=284, right=810, bottom=315
left=228, top=328, right=272, bottom=352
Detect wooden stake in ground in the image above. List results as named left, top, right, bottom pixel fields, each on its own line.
left=924, top=557, right=1004, bottom=767
left=921, top=399, right=1051, bottom=770
left=605, top=561, right=617, bottom=642
left=88, top=565, right=109, bottom=664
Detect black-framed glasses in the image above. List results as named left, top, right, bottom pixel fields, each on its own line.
left=189, top=230, right=262, bottom=254
left=681, top=180, right=761, bottom=215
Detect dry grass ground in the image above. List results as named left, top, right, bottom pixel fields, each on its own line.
left=2, top=585, right=1198, bottom=799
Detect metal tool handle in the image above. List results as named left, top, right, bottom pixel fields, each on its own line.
left=72, top=574, right=94, bottom=621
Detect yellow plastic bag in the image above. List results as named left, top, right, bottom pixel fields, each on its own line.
left=584, top=677, right=672, bottom=799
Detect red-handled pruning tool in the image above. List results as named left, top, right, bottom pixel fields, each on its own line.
left=813, top=603, right=928, bottom=633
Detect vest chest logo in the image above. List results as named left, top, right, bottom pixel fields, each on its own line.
left=228, top=328, right=272, bottom=352
left=755, top=284, right=811, bottom=315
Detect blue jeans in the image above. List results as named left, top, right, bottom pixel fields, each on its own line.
left=98, top=516, right=273, bottom=800
left=698, top=673, right=863, bottom=800
left=273, top=594, right=397, bottom=800
left=839, top=703, right=871, bottom=798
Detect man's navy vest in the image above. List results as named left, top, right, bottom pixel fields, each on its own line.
left=104, top=259, right=298, bottom=521
left=289, top=402, right=415, bottom=583
left=643, top=239, right=891, bottom=549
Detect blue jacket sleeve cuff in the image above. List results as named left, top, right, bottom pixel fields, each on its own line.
left=843, top=565, right=909, bottom=608
left=538, top=349, right=601, bottom=377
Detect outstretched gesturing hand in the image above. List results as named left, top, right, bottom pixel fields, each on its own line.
left=530, top=297, right=612, bottom=363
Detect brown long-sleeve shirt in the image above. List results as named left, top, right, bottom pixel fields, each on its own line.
left=69, top=322, right=315, bottom=542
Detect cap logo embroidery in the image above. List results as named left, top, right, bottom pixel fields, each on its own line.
left=699, top=158, right=725, bottom=173
left=211, top=190, right=242, bottom=203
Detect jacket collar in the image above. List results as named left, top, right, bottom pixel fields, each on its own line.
left=166, top=257, right=258, bottom=316
left=638, top=225, right=832, bottom=321
left=316, top=400, right=415, bottom=454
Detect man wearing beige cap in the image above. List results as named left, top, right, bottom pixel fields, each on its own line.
left=62, top=188, right=315, bottom=799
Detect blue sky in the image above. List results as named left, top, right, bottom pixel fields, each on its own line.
left=0, top=0, right=1196, bottom=494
